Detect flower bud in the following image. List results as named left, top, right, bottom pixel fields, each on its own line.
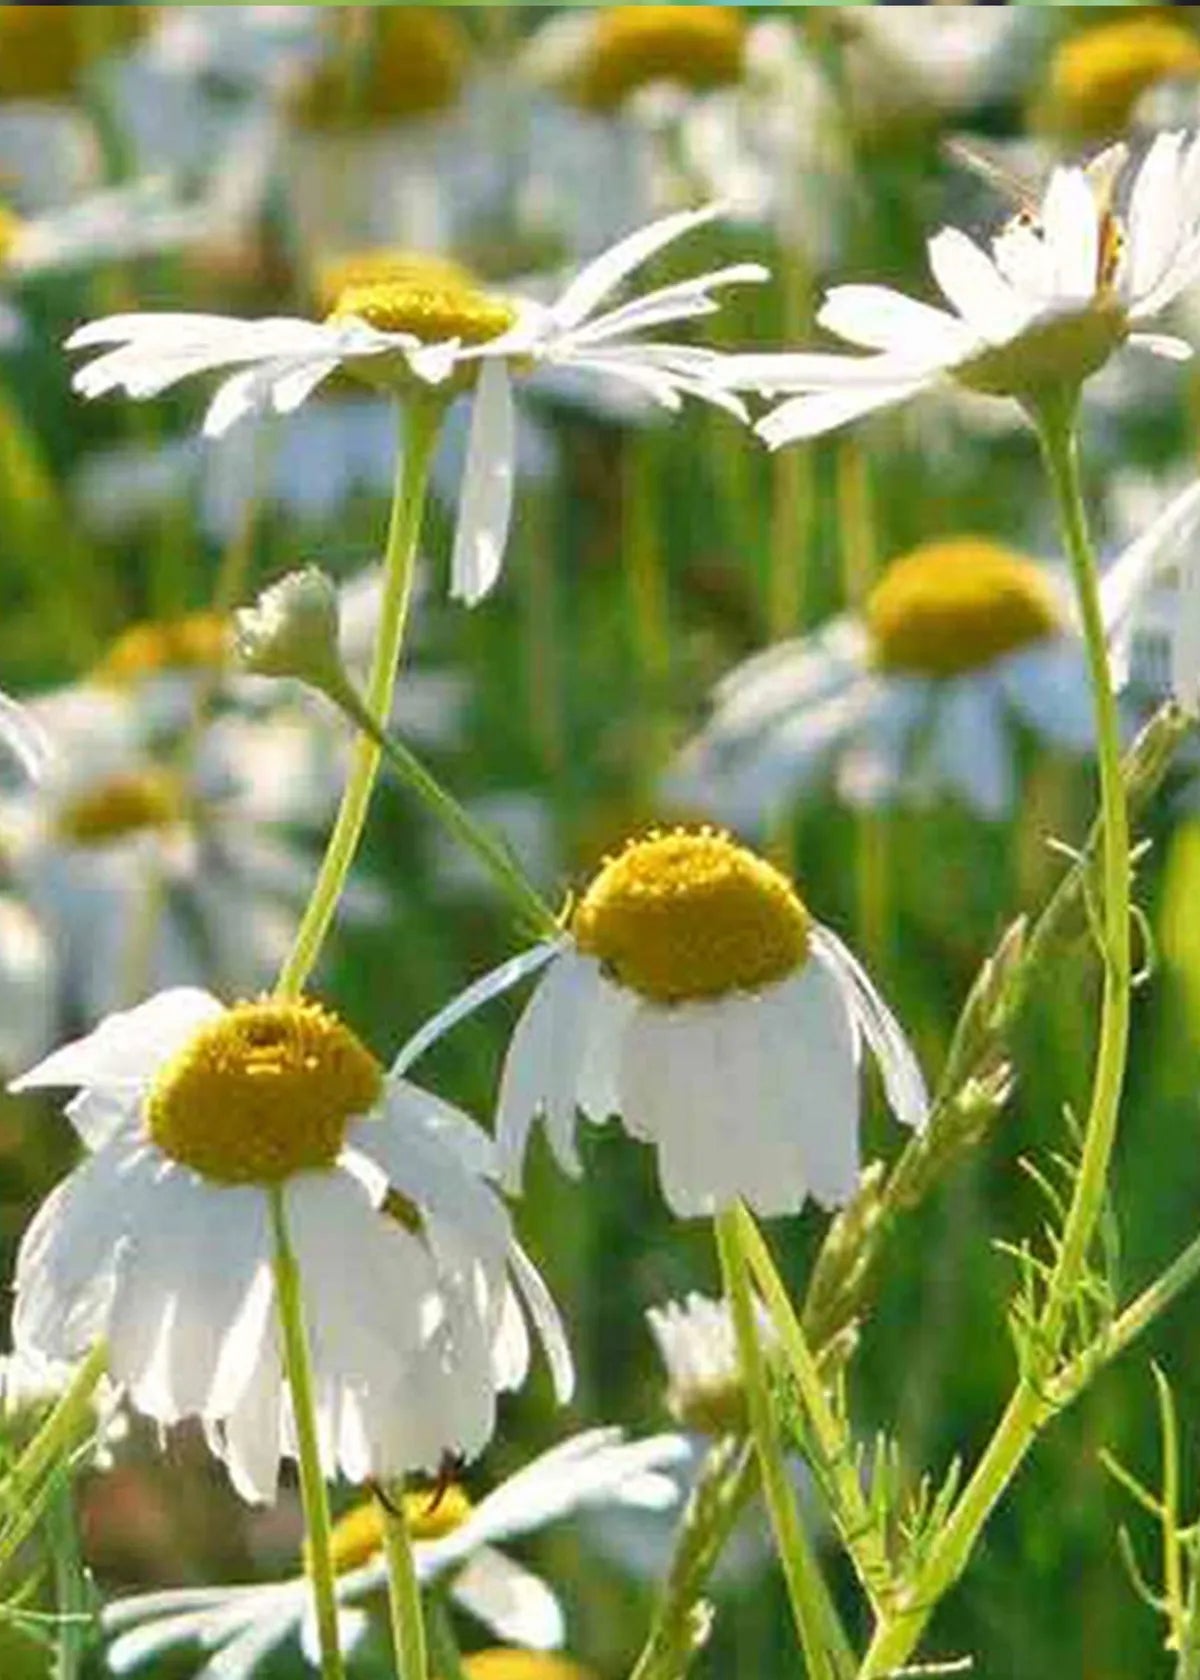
left=234, top=567, right=346, bottom=694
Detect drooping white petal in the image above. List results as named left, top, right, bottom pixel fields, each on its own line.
left=496, top=948, right=600, bottom=1190
left=1127, top=133, right=1187, bottom=305
left=810, top=924, right=928, bottom=1131
left=0, top=691, right=52, bottom=783
left=927, top=676, right=1015, bottom=819
left=509, top=1240, right=575, bottom=1404
left=451, top=1547, right=564, bottom=1650
left=450, top=359, right=516, bottom=606
left=11, top=988, right=222, bottom=1093
left=391, top=941, right=562, bottom=1078
left=818, top=285, right=977, bottom=359
left=757, top=379, right=931, bottom=448
left=768, top=966, right=860, bottom=1208
left=1100, top=475, right=1200, bottom=686
left=998, top=641, right=1096, bottom=751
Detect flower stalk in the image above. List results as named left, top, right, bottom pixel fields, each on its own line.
left=378, top=1483, right=428, bottom=1680
left=275, top=393, right=443, bottom=999
left=268, top=1187, right=344, bottom=1680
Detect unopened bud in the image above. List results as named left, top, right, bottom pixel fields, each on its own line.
left=234, top=567, right=346, bottom=694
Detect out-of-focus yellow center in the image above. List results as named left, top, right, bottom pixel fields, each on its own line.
left=0, top=4, right=147, bottom=101
left=291, top=8, right=468, bottom=129
left=458, top=1654, right=597, bottom=1680
left=865, top=539, right=1063, bottom=678
left=1045, top=17, right=1200, bottom=138
left=0, top=204, right=20, bottom=269
left=55, top=770, right=184, bottom=846
left=327, top=252, right=517, bottom=348
left=146, top=999, right=383, bottom=1186
left=574, top=6, right=746, bottom=111
left=573, top=828, right=809, bottom=1004
left=310, top=1484, right=473, bottom=1576
left=91, top=613, right=230, bottom=688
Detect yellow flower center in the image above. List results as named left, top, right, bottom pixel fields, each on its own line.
left=0, top=4, right=147, bottom=101
left=459, top=1655, right=597, bottom=1680
left=573, top=828, right=809, bottom=1005
left=865, top=539, right=1063, bottom=679
left=145, top=999, right=383, bottom=1186
left=323, top=249, right=517, bottom=350
left=1045, top=17, right=1200, bottom=138
left=312, top=1484, right=473, bottom=1577
left=55, top=770, right=185, bottom=847
left=291, top=8, right=468, bottom=130
left=0, top=204, right=20, bottom=269
left=91, top=613, right=230, bottom=688
left=573, top=6, right=746, bottom=112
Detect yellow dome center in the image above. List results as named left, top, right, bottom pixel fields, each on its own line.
left=574, top=6, right=746, bottom=112
left=291, top=8, right=468, bottom=130
left=459, top=1655, right=597, bottom=1680
left=91, top=613, right=230, bottom=688
left=0, top=4, right=147, bottom=101
left=145, top=999, right=383, bottom=1186
left=55, top=770, right=185, bottom=847
left=327, top=253, right=517, bottom=349
left=1046, top=17, right=1200, bottom=138
left=865, top=539, right=1062, bottom=678
left=312, top=1483, right=473, bottom=1577
left=573, top=828, right=809, bottom=1005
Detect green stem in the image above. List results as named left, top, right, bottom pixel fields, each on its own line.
left=715, top=1209, right=847, bottom=1680
left=733, top=1206, right=895, bottom=1614
left=856, top=396, right=1134, bottom=1679
left=378, top=1486, right=428, bottom=1680
left=268, top=1189, right=344, bottom=1680
left=326, top=680, right=557, bottom=939
left=274, top=396, right=442, bottom=999
left=2, top=1344, right=106, bottom=1520
left=1033, top=396, right=1132, bottom=1347
left=425, top=1591, right=468, bottom=1680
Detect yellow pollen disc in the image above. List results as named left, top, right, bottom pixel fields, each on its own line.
left=0, top=5, right=147, bottom=101
left=1045, top=17, right=1200, bottom=139
left=325, top=248, right=516, bottom=348
left=574, top=6, right=746, bottom=112
left=55, top=770, right=184, bottom=847
left=0, top=204, right=20, bottom=268
left=291, top=8, right=468, bottom=130
left=865, top=539, right=1063, bottom=679
left=312, top=1484, right=472, bottom=1576
left=145, top=999, right=383, bottom=1186
left=459, top=1655, right=597, bottom=1680
left=573, top=828, right=809, bottom=1005
left=91, top=612, right=230, bottom=688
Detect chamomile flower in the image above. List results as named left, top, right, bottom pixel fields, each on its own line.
left=728, top=132, right=1200, bottom=445
left=66, top=205, right=765, bottom=604
left=668, top=535, right=1109, bottom=824
left=647, top=1290, right=770, bottom=1437
left=425, top=829, right=926, bottom=1220
left=1038, top=16, right=1200, bottom=142
left=11, top=987, right=572, bottom=1504
left=101, top=1427, right=687, bottom=1673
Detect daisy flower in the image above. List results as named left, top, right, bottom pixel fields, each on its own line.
left=10, top=986, right=572, bottom=1505
left=668, top=533, right=1118, bottom=825
left=101, top=1427, right=688, bottom=1674
left=646, top=1289, right=770, bottom=1438
left=0, top=681, right=355, bottom=1026
left=419, top=829, right=926, bottom=1220
left=726, top=131, right=1200, bottom=445
left=66, top=204, right=765, bottom=604
left=1037, top=15, right=1200, bottom=142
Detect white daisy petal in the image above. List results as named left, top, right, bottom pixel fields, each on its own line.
left=550, top=202, right=722, bottom=331
left=757, top=381, right=930, bottom=448
left=451, top=1547, right=564, bottom=1650
left=927, top=228, right=1029, bottom=342
left=818, top=284, right=977, bottom=359
left=809, top=925, right=928, bottom=1130
left=450, top=360, right=516, bottom=606
left=11, top=988, right=222, bottom=1092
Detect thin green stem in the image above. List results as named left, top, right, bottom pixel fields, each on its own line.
left=425, top=1591, right=468, bottom=1680
left=326, top=678, right=556, bottom=939
left=268, top=1189, right=344, bottom=1680
left=856, top=397, right=1135, bottom=1678
left=378, top=1487, right=428, bottom=1680
left=715, top=1209, right=846, bottom=1680
left=275, top=396, right=443, bottom=999
left=2, top=1344, right=106, bottom=1520
left=1034, top=397, right=1132, bottom=1346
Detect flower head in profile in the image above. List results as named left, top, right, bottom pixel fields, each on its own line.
left=669, top=534, right=1109, bottom=824
left=530, top=6, right=749, bottom=115
left=647, top=1290, right=772, bottom=1436
left=725, top=133, right=1200, bottom=444
left=66, top=206, right=766, bottom=604
left=11, top=987, right=571, bottom=1504
left=101, top=1428, right=686, bottom=1672
left=1039, top=16, right=1200, bottom=141
left=424, top=830, right=926, bottom=1220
